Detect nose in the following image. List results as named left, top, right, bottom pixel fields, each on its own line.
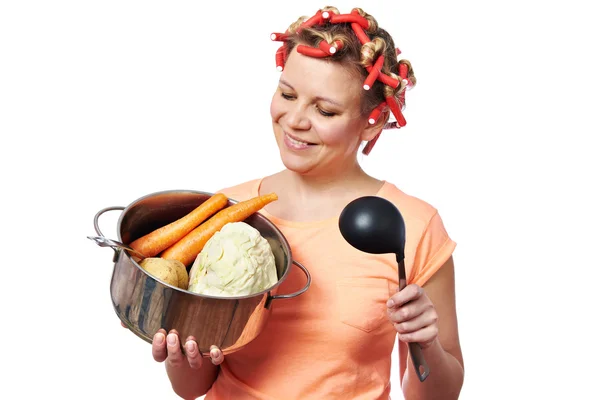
left=286, top=103, right=311, bottom=131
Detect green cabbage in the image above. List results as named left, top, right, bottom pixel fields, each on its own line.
left=188, top=222, right=278, bottom=297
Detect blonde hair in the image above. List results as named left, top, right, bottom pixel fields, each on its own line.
left=282, top=7, right=416, bottom=118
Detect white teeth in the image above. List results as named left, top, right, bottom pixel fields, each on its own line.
left=286, top=134, right=310, bottom=146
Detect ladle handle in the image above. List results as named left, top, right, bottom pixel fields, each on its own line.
left=398, top=272, right=430, bottom=382
left=408, top=342, right=430, bottom=382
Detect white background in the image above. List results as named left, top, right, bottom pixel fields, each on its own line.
left=1, top=0, right=599, bottom=399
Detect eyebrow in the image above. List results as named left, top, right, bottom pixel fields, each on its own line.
left=279, top=79, right=343, bottom=108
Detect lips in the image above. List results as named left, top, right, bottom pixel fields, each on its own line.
left=284, top=131, right=316, bottom=146
left=282, top=131, right=317, bottom=150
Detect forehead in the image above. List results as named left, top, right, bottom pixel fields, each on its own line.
left=281, top=47, right=362, bottom=105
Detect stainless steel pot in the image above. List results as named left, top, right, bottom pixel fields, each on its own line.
left=90, top=190, right=311, bottom=356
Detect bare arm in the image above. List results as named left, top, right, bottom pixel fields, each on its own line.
left=388, top=256, right=464, bottom=399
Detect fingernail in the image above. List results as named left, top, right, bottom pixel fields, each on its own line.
left=155, top=333, right=164, bottom=345
left=186, top=342, right=195, bottom=353
left=167, top=334, right=176, bottom=346
left=387, top=299, right=394, bottom=308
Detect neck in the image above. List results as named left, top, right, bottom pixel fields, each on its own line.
left=281, top=159, right=371, bottom=199
left=261, top=158, right=384, bottom=222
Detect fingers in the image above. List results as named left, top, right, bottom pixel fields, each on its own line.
left=397, top=324, right=439, bottom=348
left=392, top=308, right=438, bottom=334
left=388, top=297, right=435, bottom=323
left=152, top=329, right=223, bottom=369
left=165, top=330, right=187, bottom=368
left=387, top=284, right=423, bottom=308
left=387, top=284, right=439, bottom=347
left=183, top=336, right=203, bottom=370
left=210, top=345, right=224, bottom=365
left=152, top=329, right=168, bottom=362
left=387, top=283, right=432, bottom=326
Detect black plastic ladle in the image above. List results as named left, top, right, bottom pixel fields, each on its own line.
left=339, top=196, right=430, bottom=382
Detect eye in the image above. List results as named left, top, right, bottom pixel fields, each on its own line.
left=317, top=106, right=335, bottom=117
left=281, top=92, right=295, bottom=100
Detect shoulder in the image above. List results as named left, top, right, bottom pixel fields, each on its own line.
left=380, top=182, right=439, bottom=222
left=381, top=182, right=456, bottom=285
left=216, top=178, right=262, bottom=202
left=379, top=181, right=444, bottom=235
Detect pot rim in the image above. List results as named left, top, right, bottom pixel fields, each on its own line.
left=115, top=188, right=294, bottom=301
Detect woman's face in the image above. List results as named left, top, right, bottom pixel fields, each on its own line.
left=270, top=47, right=376, bottom=177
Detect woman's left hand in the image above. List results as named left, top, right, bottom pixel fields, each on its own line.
left=387, top=284, right=439, bottom=349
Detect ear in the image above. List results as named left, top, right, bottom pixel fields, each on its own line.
left=360, top=110, right=390, bottom=142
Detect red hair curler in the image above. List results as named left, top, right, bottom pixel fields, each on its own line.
left=380, top=73, right=400, bottom=89
left=318, top=39, right=343, bottom=55
left=386, top=96, right=406, bottom=127
left=330, top=13, right=369, bottom=29
left=368, top=101, right=387, bottom=125
left=275, top=45, right=286, bottom=71
left=297, top=44, right=330, bottom=58
left=365, top=65, right=400, bottom=89
left=271, top=32, right=288, bottom=42
left=300, top=10, right=330, bottom=29
left=363, top=55, right=384, bottom=90
left=362, top=131, right=381, bottom=155
left=399, top=63, right=409, bottom=86
left=349, top=9, right=370, bottom=44
left=332, top=39, right=343, bottom=53
left=399, top=63, right=408, bottom=79
left=351, top=23, right=370, bottom=44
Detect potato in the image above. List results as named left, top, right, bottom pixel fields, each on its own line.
left=139, top=258, right=188, bottom=289
left=169, top=259, right=189, bottom=289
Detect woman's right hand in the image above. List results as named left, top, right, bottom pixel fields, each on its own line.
left=152, top=328, right=224, bottom=369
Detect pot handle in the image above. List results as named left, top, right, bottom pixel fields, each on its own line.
left=93, top=206, right=125, bottom=237
left=266, top=260, right=311, bottom=308
left=91, top=206, right=125, bottom=261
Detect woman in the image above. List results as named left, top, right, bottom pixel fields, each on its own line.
left=149, top=6, right=464, bottom=399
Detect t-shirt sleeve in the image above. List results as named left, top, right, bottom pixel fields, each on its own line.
left=410, top=211, right=456, bottom=287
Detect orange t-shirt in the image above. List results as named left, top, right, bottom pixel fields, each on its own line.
left=205, top=179, right=456, bottom=400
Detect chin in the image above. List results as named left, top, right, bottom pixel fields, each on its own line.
left=277, top=146, right=319, bottom=175
left=280, top=153, right=314, bottom=175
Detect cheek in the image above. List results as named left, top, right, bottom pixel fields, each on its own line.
left=315, top=121, right=355, bottom=146
left=270, top=95, right=283, bottom=121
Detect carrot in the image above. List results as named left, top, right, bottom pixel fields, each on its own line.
left=129, top=193, right=229, bottom=258
left=160, top=192, right=278, bottom=267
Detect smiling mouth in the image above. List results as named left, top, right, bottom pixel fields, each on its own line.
left=285, top=132, right=317, bottom=146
